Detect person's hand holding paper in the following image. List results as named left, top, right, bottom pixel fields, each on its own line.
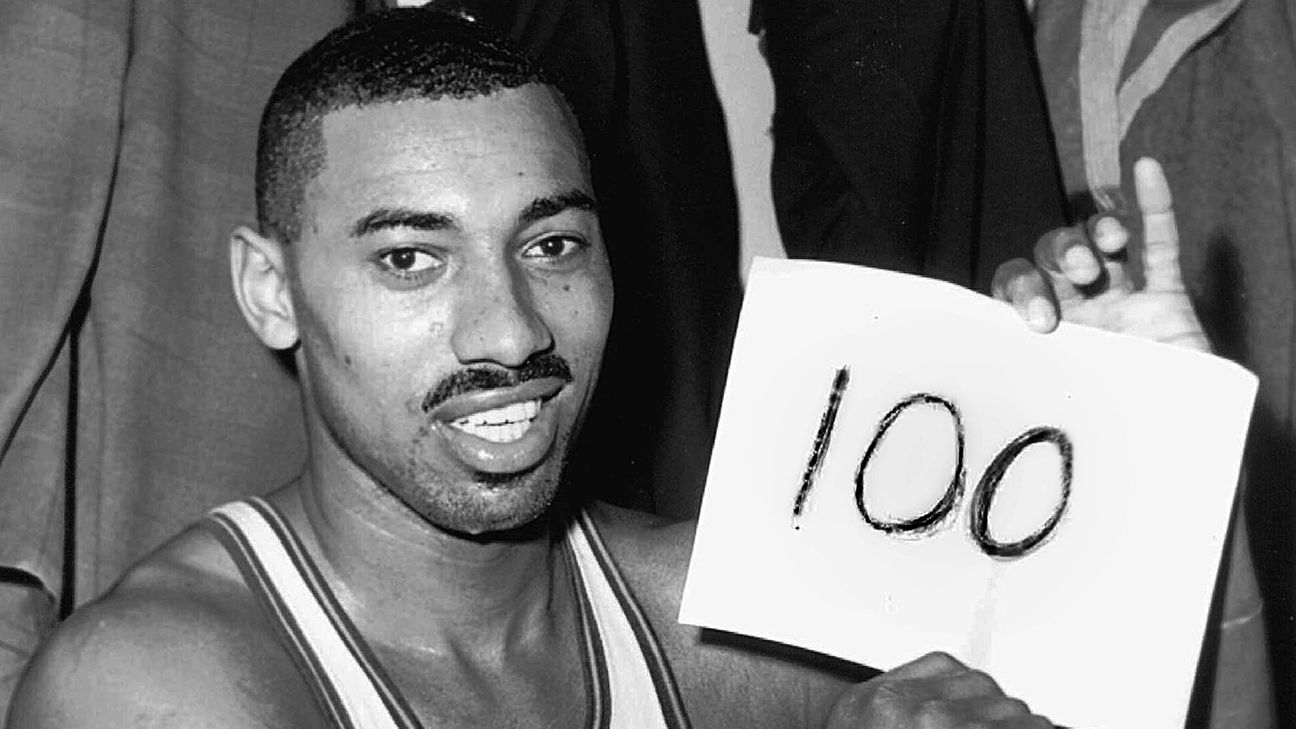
left=993, top=157, right=1209, bottom=352
left=681, top=159, right=1257, bottom=729
left=821, top=651, right=1046, bottom=729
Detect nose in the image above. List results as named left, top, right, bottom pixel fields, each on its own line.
left=450, top=260, right=554, bottom=367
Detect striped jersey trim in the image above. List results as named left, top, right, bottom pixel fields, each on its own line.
left=562, top=538, right=612, bottom=729
left=246, top=499, right=424, bottom=728
left=208, top=510, right=358, bottom=729
left=207, top=499, right=685, bottom=729
left=573, top=513, right=692, bottom=729
left=207, top=500, right=421, bottom=729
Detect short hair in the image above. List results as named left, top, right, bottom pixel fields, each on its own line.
left=255, top=8, right=551, bottom=244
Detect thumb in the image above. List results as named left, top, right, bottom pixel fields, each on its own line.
left=1134, top=157, right=1185, bottom=293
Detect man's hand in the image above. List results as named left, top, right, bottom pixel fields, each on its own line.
left=824, top=652, right=1051, bottom=728
left=991, top=157, right=1209, bottom=351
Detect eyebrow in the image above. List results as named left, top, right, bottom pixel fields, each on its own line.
left=350, top=208, right=455, bottom=238
left=348, top=189, right=597, bottom=239
left=518, top=189, right=597, bottom=225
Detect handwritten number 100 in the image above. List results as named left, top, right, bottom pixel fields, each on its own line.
left=792, top=366, right=1073, bottom=559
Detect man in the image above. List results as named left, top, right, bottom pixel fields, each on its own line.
left=4, top=9, right=1253, bottom=728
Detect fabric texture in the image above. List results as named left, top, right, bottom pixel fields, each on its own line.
left=207, top=499, right=691, bottom=728
left=759, top=0, right=1068, bottom=292
left=0, top=1, right=353, bottom=715
left=1034, top=0, right=1296, bottom=721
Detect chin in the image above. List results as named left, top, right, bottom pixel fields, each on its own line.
left=400, top=464, right=568, bottom=541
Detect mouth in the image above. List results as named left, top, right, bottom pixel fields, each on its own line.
left=428, top=378, right=567, bottom=475
left=448, top=399, right=541, bottom=444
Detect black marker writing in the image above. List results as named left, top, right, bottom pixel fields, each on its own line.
left=791, top=371, right=1074, bottom=561
left=792, top=366, right=851, bottom=528
left=969, top=426, right=1073, bottom=559
left=855, top=394, right=965, bottom=535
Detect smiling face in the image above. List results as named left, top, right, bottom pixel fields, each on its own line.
left=285, top=85, right=612, bottom=536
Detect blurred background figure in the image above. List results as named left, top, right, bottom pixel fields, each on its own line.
left=1032, top=0, right=1292, bottom=724
left=756, top=0, right=1068, bottom=292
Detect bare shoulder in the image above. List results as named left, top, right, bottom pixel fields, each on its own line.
left=7, top=526, right=317, bottom=729
left=585, top=502, right=867, bottom=729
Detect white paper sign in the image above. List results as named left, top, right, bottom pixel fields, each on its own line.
left=680, top=258, right=1257, bottom=729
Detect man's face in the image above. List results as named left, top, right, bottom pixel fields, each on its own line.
left=289, top=85, right=612, bottom=536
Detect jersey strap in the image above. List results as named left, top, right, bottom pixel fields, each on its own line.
left=566, top=511, right=692, bottom=729
left=207, top=498, right=422, bottom=729
left=207, top=499, right=689, bottom=729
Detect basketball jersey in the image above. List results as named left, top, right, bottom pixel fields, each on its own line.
left=206, top=498, right=691, bottom=729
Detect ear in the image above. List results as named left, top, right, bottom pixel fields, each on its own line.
left=230, top=226, right=299, bottom=350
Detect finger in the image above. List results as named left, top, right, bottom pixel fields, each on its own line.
left=923, top=669, right=1003, bottom=700
left=1087, top=214, right=1129, bottom=256
left=999, top=715, right=1056, bottom=729
left=992, top=259, right=1058, bottom=333
left=936, top=695, right=1032, bottom=721
left=1083, top=214, right=1133, bottom=291
left=1033, top=227, right=1100, bottom=288
left=883, top=651, right=966, bottom=681
left=1134, top=157, right=1185, bottom=292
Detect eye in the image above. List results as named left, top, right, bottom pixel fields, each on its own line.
left=376, top=247, right=441, bottom=278
left=522, top=235, right=586, bottom=261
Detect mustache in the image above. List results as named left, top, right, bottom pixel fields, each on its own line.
left=420, top=353, right=574, bottom=414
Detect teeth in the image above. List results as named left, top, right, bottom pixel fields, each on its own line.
left=449, top=400, right=540, bottom=443
left=453, top=420, right=530, bottom=443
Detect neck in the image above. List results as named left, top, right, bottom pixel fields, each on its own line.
left=274, top=460, right=574, bottom=660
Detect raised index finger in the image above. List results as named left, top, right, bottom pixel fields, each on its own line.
left=1134, top=157, right=1184, bottom=292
